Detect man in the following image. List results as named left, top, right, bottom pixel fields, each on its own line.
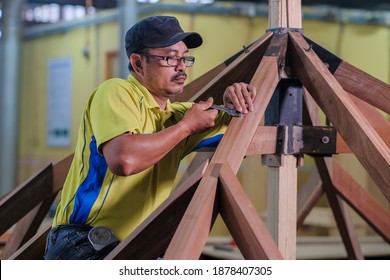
left=44, top=15, right=256, bottom=260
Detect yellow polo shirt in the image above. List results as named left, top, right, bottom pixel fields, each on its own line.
left=53, top=74, right=230, bottom=240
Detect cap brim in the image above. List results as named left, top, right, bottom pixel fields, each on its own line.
left=146, top=32, right=203, bottom=49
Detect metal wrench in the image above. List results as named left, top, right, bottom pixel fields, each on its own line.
left=210, top=104, right=243, bottom=117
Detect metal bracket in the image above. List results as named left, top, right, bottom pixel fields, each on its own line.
left=300, top=126, right=337, bottom=156
left=275, top=125, right=337, bottom=156
left=266, top=28, right=304, bottom=35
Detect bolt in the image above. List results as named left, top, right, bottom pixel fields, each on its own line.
left=321, top=136, right=330, bottom=144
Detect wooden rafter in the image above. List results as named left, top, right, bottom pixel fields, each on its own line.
left=219, top=163, right=283, bottom=260
left=105, top=157, right=210, bottom=259
left=289, top=32, right=390, bottom=203
left=334, top=62, right=390, bottom=115
left=332, top=161, right=390, bottom=243
left=314, top=157, right=364, bottom=259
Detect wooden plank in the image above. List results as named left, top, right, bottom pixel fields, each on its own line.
left=105, top=159, right=210, bottom=259
left=336, top=93, right=390, bottom=153
left=177, top=151, right=214, bottom=186
left=269, top=0, right=287, bottom=28
left=269, top=0, right=302, bottom=29
left=1, top=154, right=72, bottom=259
left=0, top=165, right=53, bottom=236
left=334, top=61, right=390, bottom=115
left=287, top=0, right=302, bottom=28
left=315, top=157, right=364, bottom=259
left=246, top=126, right=278, bottom=155
left=337, top=128, right=390, bottom=153
left=303, top=88, right=321, bottom=126
left=332, top=161, right=390, bottom=243
left=289, top=31, right=390, bottom=203
left=212, top=35, right=286, bottom=173
left=219, top=163, right=283, bottom=260
left=0, top=197, right=54, bottom=259
left=302, top=36, right=390, bottom=114
left=303, top=77, right=363, bottom=259
left=266, top=154, right=298, bottom=259
left=9, top=226, right=50, bottom=260
left=298, top=87, right=326, bottom=226
left=163, top=163, right=220, bottom=259
left=297, top=171, right=323, bottom=227
left=349, top=94, right=389, bottom=129
left=9, top=226, right=51, bottom=260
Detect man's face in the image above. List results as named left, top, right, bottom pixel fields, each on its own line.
left=138, top=41, right=191, bottom=100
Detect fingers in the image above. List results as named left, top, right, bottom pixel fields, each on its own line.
left=198, top=97, right=214, bottom=110
left=223, top=82, right=256, bottom=113
left=184, top=98, right=218, bottom=133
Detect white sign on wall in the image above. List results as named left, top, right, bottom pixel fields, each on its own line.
left=46, top=57, right=72, bottom=147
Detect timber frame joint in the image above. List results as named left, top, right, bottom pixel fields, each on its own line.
left=266, top=28, right=303, bottom=35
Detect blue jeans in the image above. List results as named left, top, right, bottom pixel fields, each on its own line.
left=44, top=224, right=118, bottom=260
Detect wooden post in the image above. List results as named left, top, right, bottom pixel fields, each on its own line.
left=263, top=154, right=298, bottom=259
left=268, top=0, right=302, bottom=29
left=264, top=0, right=302, bottom=259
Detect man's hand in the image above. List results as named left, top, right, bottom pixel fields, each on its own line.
left=223, top=82, right=257, bottom=114
left=181, top=97, right=219, bottom=134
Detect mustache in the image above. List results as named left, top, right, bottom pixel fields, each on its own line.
left=171, top=72, right=187, bottom=81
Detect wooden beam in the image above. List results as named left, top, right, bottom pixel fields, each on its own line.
left=163, top=163, right=220, bottom=259
left=0, top=165, right=53, bottom=236
left=268, top=0, right=302, bottom=29
left=334, top=61, right=390, bottom=115
left=336, top=91, right=390, bottom=153
left=176, top=152, right=214, bottom=186
left=0, top=197, right=55, bottom=259
left=302, top=36, right=390, bottom=115
left=315, top=157, right=364, bottom=259
left=212, top=34, right=286, bottom=172
left=303, top=75, right=364, bottom=259
left=105, top=158, right=210, bottom=259
left=332, top=161, right=390, bottom=243
left=297, top=171, right=324, bottom=227
left=9, top=226, right=51, bottom=260
left=219, top=163, right=283, bottom=260
left=246, top=126, right=278, bottom=156
left=0, top=154, right=72, bottom=259
left=266, top=154, right=298, bottom=259
left=289, top=31, right=390, bottom=203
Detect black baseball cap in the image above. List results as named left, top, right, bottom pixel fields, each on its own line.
left=125, top=16, right=203, bottom=57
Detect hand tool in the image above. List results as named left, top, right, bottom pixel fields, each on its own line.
left=210, top=104, right=243, bottom=117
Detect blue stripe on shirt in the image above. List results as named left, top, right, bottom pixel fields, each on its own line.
left=193, top=134, right=223, bottom=151
left=70, top=136, right=108, bottom=224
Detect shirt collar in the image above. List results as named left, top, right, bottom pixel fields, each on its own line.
left=128, top=74, right=175, bottom=121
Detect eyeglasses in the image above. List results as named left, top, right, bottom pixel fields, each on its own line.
left=143, top=53, right=195, bottom=67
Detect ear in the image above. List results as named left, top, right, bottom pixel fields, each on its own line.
left=130, top=53, right=143, bottom=75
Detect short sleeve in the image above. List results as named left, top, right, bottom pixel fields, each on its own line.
left=89, top=78, right=142, bottom=151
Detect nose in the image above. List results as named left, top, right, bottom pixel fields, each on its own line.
left=175, top=58, right=187, bottom=71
